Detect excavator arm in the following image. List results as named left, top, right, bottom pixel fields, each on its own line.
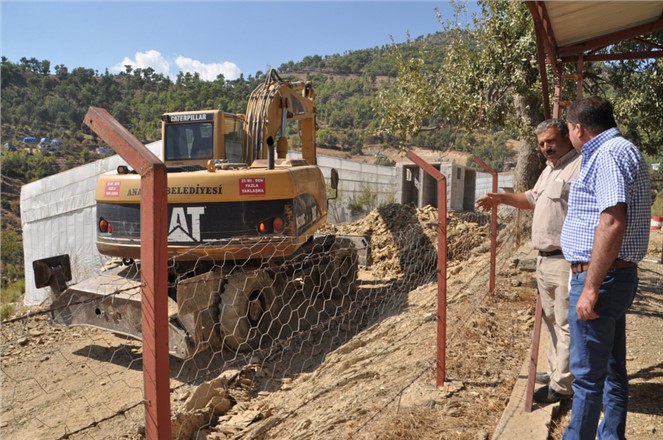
left=244, top=69, right=317, bottom=166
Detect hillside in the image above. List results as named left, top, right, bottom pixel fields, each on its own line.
left=0, top=175, right=24, bottom=289
left=0, top=175, right=21, bottom=227
left=1, top=31, right=505, bottom=172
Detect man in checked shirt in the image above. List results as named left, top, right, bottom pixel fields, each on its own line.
left=560, top=96, right=651, bottom=440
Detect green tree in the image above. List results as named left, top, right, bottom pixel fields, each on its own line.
left=0, top=151, right=61, bottom=182
left=377, top=1, right=547, bottom=190
left=375, top=35, right=444, bottom=146
left=609, top=56, right=663, bottom=156
left=378, top=2, right=662, bottom=190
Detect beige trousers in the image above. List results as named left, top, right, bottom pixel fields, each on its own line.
left=536, top=254, right=573, bottom=395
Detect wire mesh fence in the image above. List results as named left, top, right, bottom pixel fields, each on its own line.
left=1, top=203, right=533, bottom=439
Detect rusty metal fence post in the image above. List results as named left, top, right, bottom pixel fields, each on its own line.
left=471, top=155, right=498, bottom=295
left=84, top=107, right=171, bottom=439
left=406, top=151, right=448, bottom=386
left=525, top=293, right=544, bottom=412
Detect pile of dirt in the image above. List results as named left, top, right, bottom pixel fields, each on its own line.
left=320, top=204, right=489, bottom=279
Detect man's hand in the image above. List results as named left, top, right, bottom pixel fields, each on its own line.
left=476, top=192, right=531, bottom=212
left=476, top=193, right=500, bottom=212
left=576, top=288, right=600, bottom=320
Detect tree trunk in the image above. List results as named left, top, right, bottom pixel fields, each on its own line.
left=514, top=140, right=545, bottom=192
left=513, top=94, right=545, bottom=192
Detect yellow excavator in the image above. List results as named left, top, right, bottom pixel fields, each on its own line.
left=33, top=70, right=359, bottom=358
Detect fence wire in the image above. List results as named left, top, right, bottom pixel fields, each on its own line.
left=1, top=203, right=534, bottom=440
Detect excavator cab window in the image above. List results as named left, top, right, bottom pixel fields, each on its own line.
left=191, top=123, right=214, bottom=158
left=223, top=116, right=244, bottom=163
left=165, top=125, right=188, bottom=160
left=165, top=122, right=214, bottom=160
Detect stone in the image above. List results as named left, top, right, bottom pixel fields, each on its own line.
left=185, top=382, right=229, bottom=412
left=517, top=258, right=537, bottom=272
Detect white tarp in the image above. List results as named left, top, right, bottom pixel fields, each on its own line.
left=21, top=141, right=161, bottom=305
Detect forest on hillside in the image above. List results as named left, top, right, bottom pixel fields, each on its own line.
left=0, top=31, right=507, bottom=186
left=0, top=38, right=431, bottom=156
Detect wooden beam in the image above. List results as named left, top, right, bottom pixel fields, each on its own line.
left=561, top=50, right=663, bottom=63
left=558, top=16, right=663, bottom=57
left=526, top=1, right=561, bottom=76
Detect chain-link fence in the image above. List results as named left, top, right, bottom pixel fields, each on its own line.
left=1, top=203, right=534, bottom=439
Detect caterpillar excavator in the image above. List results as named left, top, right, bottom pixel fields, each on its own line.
left=33, top=70, right=359, bottom=358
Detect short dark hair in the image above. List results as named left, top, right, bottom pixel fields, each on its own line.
left=566, top=96, right=617, bottom=133
left=535, top=118, right=569, bottom=138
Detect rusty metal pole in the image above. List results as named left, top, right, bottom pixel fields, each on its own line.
left=84, top=107, right=171, bottom=439
left=532, top=11, right=551, bottom=120
left=436, top=165, right=448, bottom=386
left=525, top=292, right=543, bottom=412
left=406, top=151, right=448, bottom=386
left=471, top=156, right=498, bottom=295
left=576, top=55, right=585, bottom=99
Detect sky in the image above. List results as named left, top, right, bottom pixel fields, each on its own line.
left=1, top=0, right=478, bottom=81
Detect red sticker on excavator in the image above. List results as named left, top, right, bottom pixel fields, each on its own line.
left=239, top=177, right=265, bottom=195
left=105, top=181, right=121, bottom=197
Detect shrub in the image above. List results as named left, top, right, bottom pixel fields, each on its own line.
left=653, top=191, right=663, bottom=217
left=349, top=183, right=378, bottom=216
left=1, top=278, right=24, bottom=303
left=0, top=303, right=15, bottom=321
left=0, top=278, right=24, bottom=321
left=374, top=153, right=396, bottom=167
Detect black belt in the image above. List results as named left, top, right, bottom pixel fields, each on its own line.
left=538, top=249, right=563, bottom=257
left=571, top=259, right=637, bottom=274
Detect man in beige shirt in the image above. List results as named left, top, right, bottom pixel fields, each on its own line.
left=477, top=119, right=581, bottom=403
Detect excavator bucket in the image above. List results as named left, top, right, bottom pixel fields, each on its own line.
left=33, top=254, right=72, bottom=292
left=32, top=256, right=214, bottom=358
left=48, top=262, right=144, bottom=341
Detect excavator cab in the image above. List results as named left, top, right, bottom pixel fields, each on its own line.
left=162, top=111, right=245, bottom=167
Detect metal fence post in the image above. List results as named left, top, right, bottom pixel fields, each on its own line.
left=84, top=107, right=171, bottom=439
left=471, top=155, right=498, bottom=295
left=525, top=293, right=544, bottom=412
left=406, top=151, right=448, bottom=386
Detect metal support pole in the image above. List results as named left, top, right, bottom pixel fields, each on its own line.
left=471, top=155, right=498, bottom=295
left=532, top=12, right=551, bottom=120
left=525, top=292, right=543, bottom=412
left=553, top=75, right=562, bottom=119
left=406, top=151, right=448, bottom=386
left=84, top=107, right=171, bottom=439
left=576, top=55, right=584, bottom=99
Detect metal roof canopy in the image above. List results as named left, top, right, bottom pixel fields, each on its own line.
left=527, top=1, right=663, bottom=118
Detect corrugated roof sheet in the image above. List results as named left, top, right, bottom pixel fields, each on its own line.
left=547, top=1, right=663, bottom=48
